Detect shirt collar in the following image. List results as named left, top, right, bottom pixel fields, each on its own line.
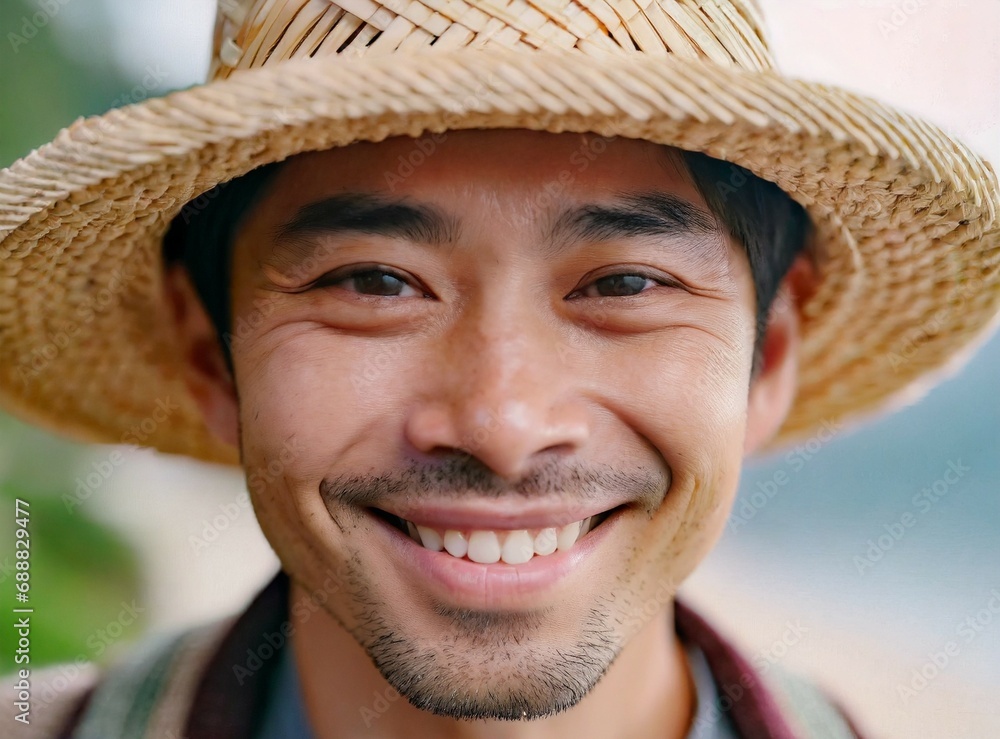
left=183, top=570, right=799, bottom=739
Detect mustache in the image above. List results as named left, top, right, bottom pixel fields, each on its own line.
left=320, top=454, right=668, bottom=514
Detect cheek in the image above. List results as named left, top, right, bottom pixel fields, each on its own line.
left=617, top=329, right=752, bottom=471
left=612, top=331, right=751, bottom=584
left=236, top=329, right=416, bottom=482
left=233, top=329, right=419, bottom=580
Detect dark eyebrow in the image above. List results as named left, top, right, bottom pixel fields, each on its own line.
left=264, top=193, right=458, bottom=274
left=546, top=192, right=720, bottom=251
left=262, top=190, right=725, bottom=279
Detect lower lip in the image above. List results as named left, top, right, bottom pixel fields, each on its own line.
left=367, top=507, right=624, bottom=610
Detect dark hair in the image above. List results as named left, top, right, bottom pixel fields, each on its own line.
left=164, top=148, right=811, bottom=374
left=680, top=150, right=812, bottom=362
left=163, top=161, right=285, bottom=377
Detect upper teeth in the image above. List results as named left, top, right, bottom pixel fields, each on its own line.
left=404, top=517, right=598, bottom=564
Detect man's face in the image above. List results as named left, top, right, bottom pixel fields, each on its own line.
left=216, top=129, right=792, bottom=720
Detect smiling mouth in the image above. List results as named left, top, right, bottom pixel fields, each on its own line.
left=368, top=505, right=625, bottom=565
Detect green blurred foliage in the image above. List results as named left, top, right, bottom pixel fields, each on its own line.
left=1, top=0, right=131, bottom=166
left=1, top=0, right=145, bottom=670
left=0, top=482, right=142, bottom=672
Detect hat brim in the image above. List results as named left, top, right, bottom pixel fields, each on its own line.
left=1, top=49, right=998, bottom=465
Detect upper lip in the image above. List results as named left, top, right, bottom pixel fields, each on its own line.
left=370, top=500, right=628, bottom=531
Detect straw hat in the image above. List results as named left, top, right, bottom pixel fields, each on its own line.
left=1, top=0, right=998, bottom=466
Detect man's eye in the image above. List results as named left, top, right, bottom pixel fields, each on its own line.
left=317, top=268, right=419, bottom=297
left=575, top=273, right=664, bottom=298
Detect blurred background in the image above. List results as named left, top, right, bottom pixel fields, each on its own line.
left=0, top=0, right=997, bottom=736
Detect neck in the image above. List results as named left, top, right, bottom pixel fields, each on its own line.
left=290, top=581, right=695, bottom=739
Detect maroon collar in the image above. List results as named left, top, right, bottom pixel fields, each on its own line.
left=185, top=570, right=291, bottom=739
left=180, top=571, right=807, bottom=738
left=674, top=600, right=799, bottom=739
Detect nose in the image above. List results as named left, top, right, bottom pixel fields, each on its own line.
left=404, top=298, right=592, bottom=482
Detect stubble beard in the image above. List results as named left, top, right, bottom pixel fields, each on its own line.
left=329, top=556, right=624, bottom=722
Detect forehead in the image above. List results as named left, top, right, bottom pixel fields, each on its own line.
left=252, top=129, right=709, bottom=219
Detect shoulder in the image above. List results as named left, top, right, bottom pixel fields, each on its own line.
left=761, top=663, right=867, bottom=739
left=675, top=599, right=867, bottom=739
left=1, top=616, right=233, bottom=739
left=3, top=573, right=290, bottom=738
left=2, top=661, right=100, bottom=738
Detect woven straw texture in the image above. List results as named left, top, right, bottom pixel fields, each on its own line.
left=0, top=0, right=998, bottom=465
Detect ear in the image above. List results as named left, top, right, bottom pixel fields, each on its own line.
left=163, top=262, right=240, bottom=449
left=743, top=255, right=815, bottom=455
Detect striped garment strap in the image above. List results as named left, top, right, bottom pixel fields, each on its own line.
left=67, top=619, right=231, bottom=739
